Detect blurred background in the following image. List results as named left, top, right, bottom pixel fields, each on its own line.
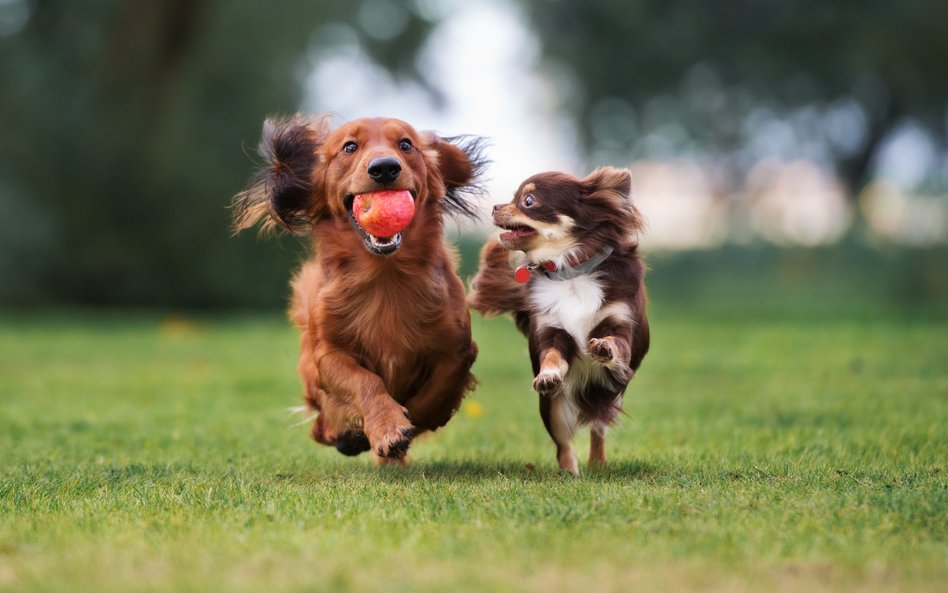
left=1, top=0, right=946, bottom=314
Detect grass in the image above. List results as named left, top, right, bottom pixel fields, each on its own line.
left=0, top=303, right=945, bottom=592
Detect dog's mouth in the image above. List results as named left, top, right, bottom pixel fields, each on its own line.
left=497, top=222, right=537, bottom=244
left=344, top=192, right=415, bottom=255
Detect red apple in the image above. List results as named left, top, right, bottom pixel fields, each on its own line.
left=352, top=190, right=415, bottom=237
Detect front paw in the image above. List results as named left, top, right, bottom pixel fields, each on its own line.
left=374, top=426, right=414, bottom=460
left=587, top=337, right=617, bottom=363
left=366, top=408, right=415, bottom=460
left=334, top=430, right=371, bottom=456
left=533, top=369, right=563, bottom=397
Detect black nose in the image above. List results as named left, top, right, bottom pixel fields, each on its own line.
left=367, top=157, right=401, bottom=184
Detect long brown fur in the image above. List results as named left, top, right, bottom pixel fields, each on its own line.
left=234, top=115, right=486, bottom=463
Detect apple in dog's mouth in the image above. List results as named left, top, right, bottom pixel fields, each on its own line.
left=345, top=190, right=416, bottom=255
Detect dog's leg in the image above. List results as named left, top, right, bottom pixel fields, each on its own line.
left=586, top=335, right=632, bottom=380
left=316, top=350, right=414, bottom=461
left=587, top=315, right=635, bottom=386
left=298, top=332, right=347, bottom=448
left=532, top=327, right=579, bottom=474
left=404, top=341, right=478, bottom=430
left=534, top=349, right=568, bottom=397
left=533, top=327, right=576, bottom=397
left=540, top=394, right=580, bottom=475
left=589, top=422, right=608, bottom=467
left=585, top=317, right=635, bottom=469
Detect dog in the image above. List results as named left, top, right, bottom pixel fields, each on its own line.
left=233, top=115, right=485, bottom=464
left=468, top=166, right=649, bottom=474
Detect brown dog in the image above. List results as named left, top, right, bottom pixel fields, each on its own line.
left=469, top=167, right=649, bottom=474
left=233, top=115, right=485, bottom=464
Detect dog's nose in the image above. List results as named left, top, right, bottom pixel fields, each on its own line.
left=492, top=204, right=504, bottom=214
left=367, top=157, right=402, bottom=184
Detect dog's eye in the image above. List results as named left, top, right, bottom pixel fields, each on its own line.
left=342, top=141, right=358, bottom=154
left=523, top=194, right=536, bottom=208
left=398, top=139, right=412, bottom=153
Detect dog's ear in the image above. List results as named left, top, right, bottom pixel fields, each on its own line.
left=232, top=114, right=331, bottom=235
left=581, top=166, right=644, bottom=232
left=424, top=134, right=489, bottom=220
left=582, top=166, right=632, bottom=200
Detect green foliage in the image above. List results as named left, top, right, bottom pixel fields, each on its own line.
left=643, top=242, right=948, bottom=319
left=518, top=0, right=948, bottom=188
left=0, top=304, right=945, bottom=592
left=0, top=0, right=434, bottom=307
left=2, top=0, right=946, bottom=308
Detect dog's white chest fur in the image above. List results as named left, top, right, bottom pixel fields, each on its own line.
left=530, top=274, right=604, bottom=347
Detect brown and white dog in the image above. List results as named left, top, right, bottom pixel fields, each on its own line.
left=469, top=167, right=649, bottom=474
left=233, top=115, right=486, bottom=464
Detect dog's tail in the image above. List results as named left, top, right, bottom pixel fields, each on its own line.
left=468, top=235, right=528, bottom=319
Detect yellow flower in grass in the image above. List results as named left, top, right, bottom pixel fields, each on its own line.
left=463, top=401, right=484, bottom=419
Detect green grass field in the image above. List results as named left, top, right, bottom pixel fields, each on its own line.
left=0, top=304, right=945, bottom=592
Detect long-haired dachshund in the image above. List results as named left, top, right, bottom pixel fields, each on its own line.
left=469, top=167, right=649, bottom=474
left=233, top=115, right=486, bottom=464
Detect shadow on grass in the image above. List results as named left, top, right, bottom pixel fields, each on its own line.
left=17, top=456, right=909, bottom=493
left=317, top=457, right=666, bottom=484
left=280, top=456, right=894, bottom=486
left=5, top=458, right=660, bottom=490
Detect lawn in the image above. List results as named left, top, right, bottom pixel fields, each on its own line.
left=0, top=303, right=945, bottom=592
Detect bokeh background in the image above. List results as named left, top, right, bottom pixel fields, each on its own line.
left=1, top=0, right=946, bottom=314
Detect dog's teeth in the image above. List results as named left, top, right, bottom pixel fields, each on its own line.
left=370, top=233, right=400, bottom=246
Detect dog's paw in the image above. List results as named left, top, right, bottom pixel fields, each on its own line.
left=587, top=337, right=634, bottom=383
left=367, top=408, right=415, bottom=460
left=587, top=337, right=617, bottom=363
left=374, top=426, right=414, bottom=460
left=533, top=369, right=563, bottom=397
left=558, top=450, right=580, bottom=476
left=334, top=430, right=371, bottom=456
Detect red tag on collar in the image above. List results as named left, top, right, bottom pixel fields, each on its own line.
left=514, top=266, right=531, bottom=283
left=541, top=262, right=557, bottom=272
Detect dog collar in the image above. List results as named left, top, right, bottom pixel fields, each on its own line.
left=514, top=246, right=614, bottom=283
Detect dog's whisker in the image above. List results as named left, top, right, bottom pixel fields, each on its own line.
left=288, top=413, right=319, bottom=428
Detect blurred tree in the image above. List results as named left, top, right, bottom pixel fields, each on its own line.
left=0, top=0, right=434, bottom=307
left=517, top=0, right=948, bottom=196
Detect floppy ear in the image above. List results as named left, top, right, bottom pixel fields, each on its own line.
left=232, top=114, right=331, bottom=235
left=581, top=166, right=644, bottom=232
left=425, top=134, right=489, bottom=220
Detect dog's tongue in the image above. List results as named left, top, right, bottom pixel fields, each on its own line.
left=352, top=190, right=415, bottom=238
